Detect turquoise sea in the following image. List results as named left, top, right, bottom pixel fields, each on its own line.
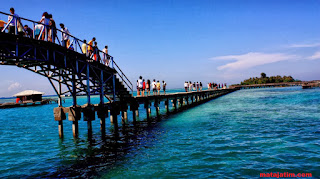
left=0, top=87, right=319, bottom=178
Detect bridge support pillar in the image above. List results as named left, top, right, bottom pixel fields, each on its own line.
left=165, top=99, right=169, bottom=114
left=68, top=107, right=81, bottom=138
left=130, top=101, right=139, bottom=125
left=110, top=105, right=120, bottom=133
left=186, top=96, right=189, bottom=107
left=144, top=100, right=150, bottom=123
left=54, top=107, right=66, bottom=138
left=97, top=105, right=108, bottom=137
left=178, top=98, right=183, bottom=108
left=172, top=98, right=177, bottom=112
left=154, top=99, right=160, bottom=121
left=122, top=110, right=128, bottom=124
left=83, top=105, right=95, bottom=139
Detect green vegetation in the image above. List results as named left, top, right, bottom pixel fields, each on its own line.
left=240, top=73, right=297, bottom=85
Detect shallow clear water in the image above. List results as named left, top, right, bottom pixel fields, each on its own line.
left=0, top=87, right=319, bottom=178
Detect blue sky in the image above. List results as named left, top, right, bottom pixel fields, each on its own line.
left=1, top=0, right=320, bottom=97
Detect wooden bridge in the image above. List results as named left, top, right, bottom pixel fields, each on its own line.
left=0, top=11, right=238, bottom=139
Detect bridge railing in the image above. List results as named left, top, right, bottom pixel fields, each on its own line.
left=0, top=11, right=133, bottom=93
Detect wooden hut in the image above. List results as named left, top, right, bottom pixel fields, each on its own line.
left=13, top=90, right=45, bottom=103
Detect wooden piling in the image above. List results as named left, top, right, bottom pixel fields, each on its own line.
left=110, top=108, right=119, bottom=133
left=122, top=110, right=128, bottom=124
left=58, top=121, right=63, bottom=138
left=68, top=107, right=81, bottom=138
left=144, top=100, right=150, bottom=123
left=165, top=98, right=169, bottom=114
left=83, top=105, right=95, bottom=139
left=154, top=99, right=160, bottom=120
left=54, top=107, right=66, bottom=138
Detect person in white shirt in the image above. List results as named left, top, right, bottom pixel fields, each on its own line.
left=152, top=79, right=157, bottom=95
left=39, top=12, right=50, bottom=40
left=7, top=7, right=19, bottom=34
left=59, top=23, right=70, bottom=48
left=102, top=46, right=109, bottom=66
left=189, top=81, right=193, bottom=91
left=184, top=81, right=188, bottom=92
left=137, top=76, right=143, bottom=96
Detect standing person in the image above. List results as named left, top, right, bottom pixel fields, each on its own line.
left=136, top=80, right=139, bottom=96
left=189, top=81, right=192, bottom=91
left=193, top=82, right=196, bottom=91
left=82, top=40, right=87, bottom=55
left=184, top=81, right=188, bottom=92
left=152, top=79, right=157, bottom=95
left=200, top=82, right=203, bottom=91
left=225, top=83, right=227, bottom=89
left=39, top=12, right=50, bottom=40
left=138, top=76, right=143, bottom=96
left=7, top=7, right=19, bottom=34
left=88, top=37, right=96, bottom=57
left=196, top=82, right=199, bottom=92
left=142, top=79, right=146, bottom=96
left=48, top=14, right=56, bottom=42
left=156, top=80, right=161, bottom=95
left=48, top=20, right=55, bottom=42
left=93, top=42, right=100, bottom=61
left=102, top=45, right=109, bottom=66
left=60, top=23, right=70, bottom=48
left=208, top=82, right=211, bottom=90
left=146, top=79, right=151, bottom=96
left=163, top=81, right=167, bottom=94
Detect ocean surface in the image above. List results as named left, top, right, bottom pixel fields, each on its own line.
left=0, top=87, right=319, bottom=178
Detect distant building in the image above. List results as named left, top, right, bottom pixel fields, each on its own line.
left=13, top=90, right=45, bottom=103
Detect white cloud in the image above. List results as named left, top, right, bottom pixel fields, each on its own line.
left=307, top=51, right=320, bottom=60
left=287, top=43, right=320, bottom=48
left=211, top=52, right=298, bottom=70
left=8, top=82, right=22, bottom=91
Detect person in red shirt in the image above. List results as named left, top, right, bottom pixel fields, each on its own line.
left=142, top=79, right=146, bottom=96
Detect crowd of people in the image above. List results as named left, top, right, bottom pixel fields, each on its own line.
left=184, top=81, right=203, bottom=92
left=1, top=8, right=110, bottom=66
left=207, top=82, right=228, bottom=90
left=136, top=76, right=167, bottom=96
left=183, top=81, right=227, bottom=92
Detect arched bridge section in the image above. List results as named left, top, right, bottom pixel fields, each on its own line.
left=0, top=11, right=133, bottom=106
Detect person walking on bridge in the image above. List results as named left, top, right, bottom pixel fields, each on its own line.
left=59, top=23, right=70, bottom=48
left=82, top=40, right=87, bottom=55
left=152, top=79, right=157, bottom=95
left=146, top=79, right=151, bottom=96
left=93, top=42, right=100, bottom=61
left=39, top=12, right=50, bottom=40
left=137, top=76, right=143, bottom=96
left=142, top=79, right=146, bottom=96
left=102, top=45, right=109, bottom=66
left=184, top=81, right=188, bottom=92
left=88, top=37, right=96, bottom=57
left=156, top=80, right=161, bottom=95
left=163, top=81, right=167, bottom=94
left=7, top=7, right=19, bottom=34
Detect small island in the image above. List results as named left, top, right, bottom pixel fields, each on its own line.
left=239, top=73, right=298, bottom=85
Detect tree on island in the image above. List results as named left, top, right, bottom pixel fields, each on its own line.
left=240, top=73, right=296, bottom=85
